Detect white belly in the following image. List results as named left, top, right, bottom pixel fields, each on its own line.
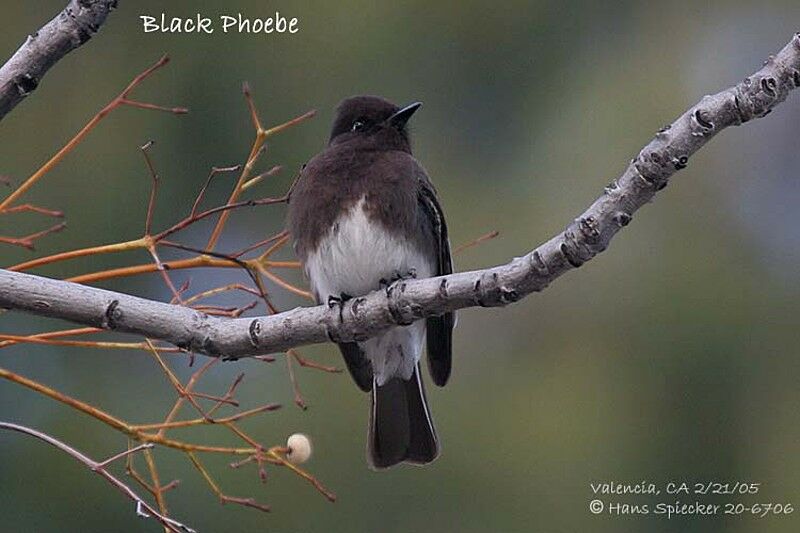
left=304, top=197, right=434, bottom=384
left=305, top=198, right=433, bottom=299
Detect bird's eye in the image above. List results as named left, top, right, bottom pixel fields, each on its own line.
left=351, top=120, right=365, bottom=132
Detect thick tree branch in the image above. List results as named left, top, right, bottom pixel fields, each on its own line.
left=0, top=0, right=118, bottom=121
left=1, top=34, right=799, bottom=359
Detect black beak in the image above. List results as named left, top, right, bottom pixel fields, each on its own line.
left=387, top=102, right=422, bottom=128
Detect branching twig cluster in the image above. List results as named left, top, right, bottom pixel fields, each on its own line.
left=0, top=55, right=346, bottom=526
left=0, top=422, right=194, bottom=533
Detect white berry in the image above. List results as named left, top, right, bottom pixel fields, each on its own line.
left=286, top=433, right=312, bottom=464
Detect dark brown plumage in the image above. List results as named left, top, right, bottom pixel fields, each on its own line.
left=287, top=95, right=453, bottom=468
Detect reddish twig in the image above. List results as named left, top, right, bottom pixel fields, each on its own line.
left=0, top=55, right=185, bottom=211
left=453, top=230, right=500, bottom=254
left=0, top=221, right=66, bottom=250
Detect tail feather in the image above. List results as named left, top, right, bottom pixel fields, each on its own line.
left=368, top=365, right=439, bottom=469
left=404, top=367, right=439, bottom=464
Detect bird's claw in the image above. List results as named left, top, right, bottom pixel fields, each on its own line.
left=381, top=269, right=417, bottom=296
left=327, top=292, right=352, bottom=308
left=328, top=293, right=352, bottom=322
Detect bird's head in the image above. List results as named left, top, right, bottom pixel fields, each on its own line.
left=329, top=95, right=421, bottom=151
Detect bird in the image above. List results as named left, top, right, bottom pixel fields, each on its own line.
left=287, top=95, right=454, bottom=469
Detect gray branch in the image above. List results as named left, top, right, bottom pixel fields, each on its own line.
left=2, top=34, right=799, bottom=359
left=0, top=0, right=118, bottom=122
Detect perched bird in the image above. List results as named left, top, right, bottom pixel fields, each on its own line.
left=287, top=95, right=454, bottom=469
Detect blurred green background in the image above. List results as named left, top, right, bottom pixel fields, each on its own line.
left=2, top=1, right=800, bottom=532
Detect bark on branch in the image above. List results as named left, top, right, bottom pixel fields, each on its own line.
left=0, top=0, right=118, bottom=122
left=2, top=34, right=799, bottom=359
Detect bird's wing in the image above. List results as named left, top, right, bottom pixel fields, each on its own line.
left=418, top=180, right=454, bottom=387
left=337, top=342, right=374, bottom=392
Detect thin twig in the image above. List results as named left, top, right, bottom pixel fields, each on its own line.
left=0, top=55, right=185, bottom=211
left=0, top=422, right=195, bottom=533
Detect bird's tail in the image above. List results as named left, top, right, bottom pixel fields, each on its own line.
left=367, top=365, right=439, bottom=469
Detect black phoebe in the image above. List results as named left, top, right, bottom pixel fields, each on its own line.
left=287, top=95, right=454, bottom=469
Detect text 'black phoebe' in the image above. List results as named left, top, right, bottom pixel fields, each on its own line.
left=288, top=95, right=454, bottom=469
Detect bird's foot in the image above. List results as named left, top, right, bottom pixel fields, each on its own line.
left=327, top=292, right=352, bottom=322
left=327, top=292, right=353, bottom=308
left=380, top=269, right=417, bottom=296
